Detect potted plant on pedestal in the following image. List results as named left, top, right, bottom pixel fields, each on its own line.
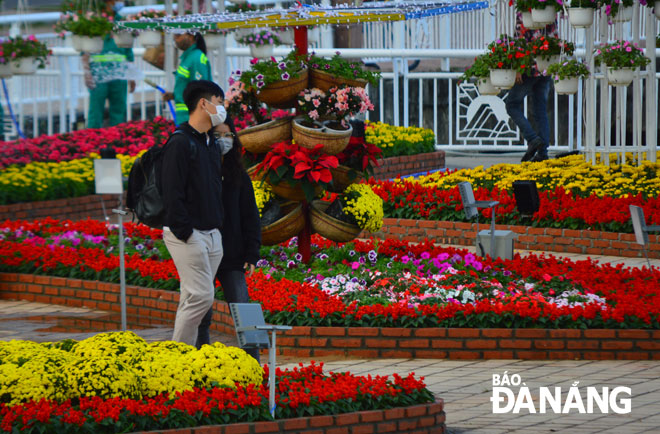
left=461, top=54, right=499, bottom=95
left=306, top=51, right=381, bottom=91
left=255, top=141, right=338, bottom=203
left=2, top=35, right=50, bottom=75
left=595, top=40, right=650, bottom=86
left=485, top=35, right=532, bottom=89
left=530, top=36, right=575, bottom=74
left=236, top=29, right=282, bottom=59
left=292, top=85, right=374, bottom=155
left=236, top=50, right=308, bottom=108
left=311, top=183, right=384, bottom=242
left=567, top=0, right=600, bottom=28
left=546, top=59, right=590, bottom=94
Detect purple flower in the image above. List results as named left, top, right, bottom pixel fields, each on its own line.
left=256, top=73, right=264, bottom=80
left=257, top=81, right=265, bottom=88
left=281, top=72, right=290, bottom=80
left=324, top=64, right=331, bottom=70
left=420, top=252, right=431, bottom=260
left=294, top=253, right=302, bottom=261
left=278, top=62, right=287, bottom=70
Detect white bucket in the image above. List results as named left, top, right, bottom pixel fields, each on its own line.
left=531, top=6, right=556, bottom=24
left=489, top=69, right=516, bottom=89
left=568, top=7, right=594, bottom=28
left=554, top=77, right=579, bottom=95
left=607, top=67, right=635, bottom=86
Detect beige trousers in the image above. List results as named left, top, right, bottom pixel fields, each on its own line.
left=163, top=228, right=223, bottom=346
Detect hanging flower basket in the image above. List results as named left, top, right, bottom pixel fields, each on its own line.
left=568, top=8, right=595, bottom=28
left=535, top=55, right=560, bottom=74
left=607, top=67, right=636, bottom=86
left=112, top=32, right=134, bottom=48
left=328, top=165, right=363, bottom=193
left=70, top=34, right=84, bottom=51
left=292, top=117, right=352, bottom=155
left=476, top=76, right=499, bottom=95
left=521, top=12, right=545, bottom=29
left=237, top=116, right=293, bottom=154
left=137, top=31, right=162, bottom=48
left=309, top=68, right=368, bottom=93
left=250, top=44, right=274, bottom=59
left=205, top=34, right=224, bottom=49
left=257, top=68, right=309, bottom=108
left=267, top=180, right=323, bottom=202
left=554, top=77, right=579, bottom=95
left=489, top=69, right=516, bottom=89
left=261, top=202, right=304, bottom=245
left=611, top=6, right=633, bottom=22
left=531, top=6, right=557, bottom=24
left=81, top=36, right=104, bottom=53
left=310, top=200, right=362, bottom=243
left=0, top=63, right=12, bottom=79
left=10, top=57, right=37, bottom=75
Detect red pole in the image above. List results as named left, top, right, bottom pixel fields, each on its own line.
left=294, top=25, right=311, bottom=262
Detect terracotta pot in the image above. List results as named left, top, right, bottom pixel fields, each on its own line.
left=310, top=200, right=361, bottom=243
left=329, top=165, right=363, bottom=193
left=291, top=117, right=352, bottom=155
left=257, top=69, right=309, bottom=108
left=309, top=68, right=368, bottom=92
left=554, top=77, right=579, bottom=95
left=261, top=202, right=304, bottom=246
left=267, top=180, right=323, bottom=202
left=489, top=69, right=516, bottom=89
left=237, top=116, right=293, bottom=154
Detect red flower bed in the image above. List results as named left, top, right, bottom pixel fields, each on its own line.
left=368, top=179, right=660, bottom=233
left=0, top=363, right=433, bottom=433
left=0, top=118, right=175, bottom=169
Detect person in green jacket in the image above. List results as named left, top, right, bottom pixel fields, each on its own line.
left=82, top=0, right=135, bottom=129
left=163, top=32, right=210, bottom=124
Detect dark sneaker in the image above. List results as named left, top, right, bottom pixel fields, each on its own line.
left=521, top=137, right=544, bottom=162
left=531, top=154, right=548, bottom=162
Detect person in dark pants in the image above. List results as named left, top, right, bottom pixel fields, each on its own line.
left=506, top=12, right=557, bottom=163
left=196, top=114, right=262, bottom=363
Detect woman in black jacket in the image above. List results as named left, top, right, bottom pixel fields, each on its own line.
left=196, top=114, right=262, bottom=363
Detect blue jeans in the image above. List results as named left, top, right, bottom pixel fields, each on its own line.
left=505, top=75, right=552, bottom=158
left=196, top=270, right=261, bottom=363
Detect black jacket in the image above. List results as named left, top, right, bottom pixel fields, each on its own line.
left=218, top=171, right=261, bottom=272
left=161, top=123, right=224, bottom=241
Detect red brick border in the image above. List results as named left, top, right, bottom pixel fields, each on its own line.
left=2, top=272, right=658, bottom=361
left=360, top=218, right=660, bottom=259
left=129, top=401, right=445, bottom=434
left=372, top=151, right=445, bottom=180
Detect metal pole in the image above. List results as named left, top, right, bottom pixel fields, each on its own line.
left=269, top=330, right=276, bottom=418
left=645, top=7, right=657, bottom=162
left=113, top=203, right=128, bottom=331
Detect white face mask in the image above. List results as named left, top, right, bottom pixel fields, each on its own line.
left=218, top=137, right=233, bottom=155
left=205, top=100, right=227, bottom=127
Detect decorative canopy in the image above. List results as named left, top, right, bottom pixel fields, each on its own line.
left=116, top=1, right=489, bottom=32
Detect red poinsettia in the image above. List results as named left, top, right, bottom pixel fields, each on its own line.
left=255, top=141, right=338, bottom=202
left=335, top=136, right=382, bottom=175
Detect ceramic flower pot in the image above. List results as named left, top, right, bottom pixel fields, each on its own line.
left=112, top=32, right=134, bottom=48
left=535, top=55, right=560, bottom=75
left=205, top=34, right=224, bottom=49
left=531, top=6, right=556, bottom=24
left=521, top=11, right=545, bottom=29
left=0, top=62, right=13, bottom=79
left=554, top=77, right=579, bottom=95
left=10, top=57, right=37, bottom=75
left=476, top=76, right=499, bottom=95
left=310, top=200, right=362, bottom=243
left=567, top=7, right=594, bottom=28
left=489, top=69, right=516, bottom=89
left=655, top=1, right=660, bottom=19
left=612, top=6, right=633, bottom=22
left=309, top=69, right=368, bottom=93
left=70, top=34, right=84, bottom=52
left=137, top=31, right=162, bottom=48
left=250, top=44, right=274, bottom=59
left=237, top=116, right=293, bottom=154
left=81, top=36, right=104, bottom=53
left=291, top=117, right=352, bottom=155
left=607, top=67, right=636, bottom=86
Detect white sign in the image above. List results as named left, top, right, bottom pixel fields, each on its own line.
left=94, top=159, right=123, bottom=195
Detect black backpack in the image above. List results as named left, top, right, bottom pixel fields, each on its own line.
left=126, top=130, right=197, bottom=228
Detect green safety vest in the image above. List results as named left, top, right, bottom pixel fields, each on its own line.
left=173, top=46, right=211, bottom=123
left=89, top=35, right=134, bottom=81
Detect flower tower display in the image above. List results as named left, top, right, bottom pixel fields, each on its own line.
left=232, top=46, right=383, bottom=260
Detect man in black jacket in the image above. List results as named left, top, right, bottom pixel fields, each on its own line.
left=161, top=80, right=227, bottom=346
left=196, top=116, right=262, bottom=362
